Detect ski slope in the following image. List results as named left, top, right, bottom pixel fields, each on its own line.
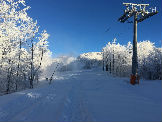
left=0, top=70, right=161, bottom=122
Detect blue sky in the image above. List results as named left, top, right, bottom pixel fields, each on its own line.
left=26, top=0, right=162, bottom=57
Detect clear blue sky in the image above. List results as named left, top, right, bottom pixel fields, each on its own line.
left=26, top=0, right=162, bottom=57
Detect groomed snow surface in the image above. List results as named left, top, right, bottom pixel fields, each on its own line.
left=0, top=69, right=161, bottom=122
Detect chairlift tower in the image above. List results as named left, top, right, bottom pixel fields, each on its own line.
left=118, top=3, right=158, bottom=85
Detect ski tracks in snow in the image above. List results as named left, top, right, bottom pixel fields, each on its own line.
left=8, top=75, right=95, bottom=122
left=1, top=85, right=56, bottom=121
left=0, top=71, right=95, bottom=122
left=1, top=70, right=161, bottom=122
left=55, top=77, right=95, bottom=122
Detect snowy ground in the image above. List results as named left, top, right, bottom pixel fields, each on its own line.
left=0, top=69, right=161, bottom=122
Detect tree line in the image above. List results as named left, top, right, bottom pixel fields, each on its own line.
left=0, top=0, right=52, bottom=95
left=102, top=38, right=162, bottom=80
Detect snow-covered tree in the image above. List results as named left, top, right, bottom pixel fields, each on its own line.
left=103, top=38, right=132, bottom=76
left=102, top=39, right=161, bottom=80
left=0, top=0, right=52, bottom=94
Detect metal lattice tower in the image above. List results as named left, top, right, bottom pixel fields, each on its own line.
left=118, top=3, right=158, bottom=79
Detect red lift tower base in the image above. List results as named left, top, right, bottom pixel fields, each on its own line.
left=130, top=74, right=140, bottom=85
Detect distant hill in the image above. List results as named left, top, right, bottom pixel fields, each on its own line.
left=42, top=52, right=103, bottom=78
left=78, top=52, right=102, bottom=61
left=77, top=52, right=102, bottom=69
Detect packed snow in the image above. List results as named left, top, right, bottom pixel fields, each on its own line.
left=0, top=69, right=161, bottom=122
